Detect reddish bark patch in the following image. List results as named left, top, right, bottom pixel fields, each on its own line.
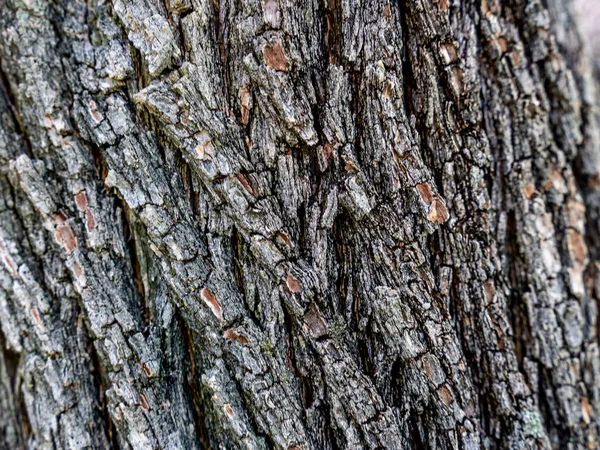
left=438, top=385, right=454, bottom=406
left=54, top=213, right=78, bottom=254
left=322, top=143, right=334, bottom=160
left=142, top=362, right=152, bottom=377
left=286, top=273, right=302, bottom=293
left=582, top=397, right=592, bottom=425
left=511, top=51, right=521, bottom=66
left=85, top=210, right=96, bottom=233
left=201, top=287, right=223, bottom=320
left=74, top=191, right=88, bottom=211
left=416, top=183, right=434, bottom=204
left=236, top=173, right=255, bottom=196
left=30, top=308, right=42, bottom=325
left=423, top=357, right=435, bottom=381
left=481, top=0, right=489, bottom=14
left=224, top=403, right=235, bottom=418
left=264, top=42, right=289, bottom=71
left=223, top=328, right=249, bottom=344
left=239, top=86, right=251, bottom=125
left=73, top=262, right=83, bottom=278
left=497, top=37, right=509, bottom=53
left=139, top=392, right=150, bottom=411
left=277, top=231, right=293, bottom=249
left=2, top=254, right=19, bottom=278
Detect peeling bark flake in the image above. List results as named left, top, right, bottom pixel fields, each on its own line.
left=85, top=210, right=96, bottom=233
left=201, top=287, right=223, bottom=320
left=568, top=230, right=587, bottom=265
left=53, top=213, right=78, bottom=254
left=223, top=328, right=249, bottom=344
left=239, top=86, right=251, bottom=125
left=417, top=183, right=434, bottom=204
left=285, top=273, right=302, bottom=293
left=427, top=198, right=449, bottom=224
left=74, top=191, right=88, bottom=211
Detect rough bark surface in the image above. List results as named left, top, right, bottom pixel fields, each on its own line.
left=0, top=0, right=599, bottom=449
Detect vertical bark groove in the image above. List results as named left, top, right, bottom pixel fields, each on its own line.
left=1, top=0, right=599, bottom=448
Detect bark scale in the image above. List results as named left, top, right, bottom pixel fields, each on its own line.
left=0, top=0, right=599, bottom=449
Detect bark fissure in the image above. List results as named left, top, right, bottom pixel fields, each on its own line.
left=1, top=0, right=599, bottom=448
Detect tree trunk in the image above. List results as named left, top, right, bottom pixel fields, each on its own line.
left=0, top=0, right=599, bottom=448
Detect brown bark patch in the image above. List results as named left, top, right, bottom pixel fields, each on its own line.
left=139, top=392, right=150, bottom=411
left=524, top=183, right=536, bottom=199
left=73, top=263, right=83, bottom=277
left=74, top=191, right=88, bottom=211
left=54, top=213, right=78, bottom=254
left=239, top=86, right=251, bottom=125
left=383, top=4, right=391, bottom=17
left=382, top=81, right=395, bottom=98
left=511, top=51, right=521, bottom=65
left=450, top=66, right=464, bottom=94
left=224, top=404, right=235, bottom=418
left=497, top=37, right=509, bottom=53
left=483, top=281, right=495, bottom=303
left=85, top=210, right=96, bottom=233
left=236, top=173, right=255, bottom=196
left=568, top=230, right=587, bottom=265
left=417, top=183, right=434, bottom=204
left=223, top=328, right=249, bottom=344
left=142, top=362, right=152, bottom=377
left=438, top=385, right=454, bottom=406
left=264, top=42, right=289, bottom=71
left=201, top=287, right=223, bottom=320
left=427, top=198, right=449, bottom=224
left=286, top=273, right=302, bottom=293
left=277, top=232, right=293, bottom=249
left=441, top=41, right=458, bottom=64
left=582, top=397, right=592, bottom=425
left=303, top=304, right=328, bottom=339
left=322, top=143, right=334, bottom=160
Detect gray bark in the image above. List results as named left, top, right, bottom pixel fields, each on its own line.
left=0, top=0, right=599, bottom=449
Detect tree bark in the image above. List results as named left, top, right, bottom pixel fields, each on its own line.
left=0, top=0, right=599, bottom=449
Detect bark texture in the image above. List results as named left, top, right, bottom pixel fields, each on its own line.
left=0, top=0, right=599, bottom=449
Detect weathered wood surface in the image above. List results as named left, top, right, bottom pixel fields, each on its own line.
left=0, top=0, right=599, bottom=449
